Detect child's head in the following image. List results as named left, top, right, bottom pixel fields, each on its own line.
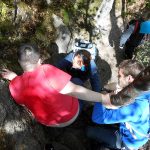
left=72, top=50, right=91, bottom=71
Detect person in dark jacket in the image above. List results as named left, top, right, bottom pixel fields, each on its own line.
left=119, top=19, right=150, bottom=59
left=56, top=50, right=102, bottom=92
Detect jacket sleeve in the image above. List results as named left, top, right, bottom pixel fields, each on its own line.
left=92, top=98, right=147, bottom=124
left=119, top=25, right=134, bottom=47
left=55, top=53, right=73, bottom=71
left=110, top=66, right=150, bottom=106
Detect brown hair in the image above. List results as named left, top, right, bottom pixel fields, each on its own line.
left=17, top=44, right=40, bottom=65
left=119, top=59, right=144, bottom=78
left=74, top=50, right=91, bottom=66
left=110, top=66, right=150, bottom=106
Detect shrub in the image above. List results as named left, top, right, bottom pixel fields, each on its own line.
left=134, top=42, right=150, bottom=67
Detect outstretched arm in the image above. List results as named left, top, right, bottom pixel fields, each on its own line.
left=1, top=69, right=17, bottom=81
left=60, top=66, right=150, bottom=108
left=55, top=53, right=73, bottom=71
left=60, top=81, right=118, bottom=109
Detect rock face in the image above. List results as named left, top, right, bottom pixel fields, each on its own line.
left=0, top=80, right=46, bottom=150
left=52, top=14, right=71, bottom=54
left=93, top=0, right=122, bottom=85
left=65, top=0, right=124, bottom=86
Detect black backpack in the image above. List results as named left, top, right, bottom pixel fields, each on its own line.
left=127, top=19, right=145, bottom=46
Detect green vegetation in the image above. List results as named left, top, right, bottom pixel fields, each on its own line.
left=127, top=0, right=136, bottom=4
left=61, top=9, right=70, bottom=25
left=134, top=42, right=150, bottom=67
left=145, top=0, right=150, bottom=9
left=0, top=0, right=149, bottom=68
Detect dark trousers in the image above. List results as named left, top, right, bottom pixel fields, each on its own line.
left=124, top=42, right=136, bottom=59
left=86, top=126, right=125, bottom=149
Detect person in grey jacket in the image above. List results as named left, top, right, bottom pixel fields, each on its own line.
left=119, top=19, right=145, bottom=59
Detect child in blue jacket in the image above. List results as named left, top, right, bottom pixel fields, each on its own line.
left=87, top=60, right=149, bottom=150
left=56, top=50, right=102, bottom=92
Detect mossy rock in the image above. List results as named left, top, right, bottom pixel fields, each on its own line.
left=0, top=2, right=14, bottom=23
left=1, top=0, right=14, bottom=7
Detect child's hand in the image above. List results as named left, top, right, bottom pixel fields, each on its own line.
left=1, top=69, right=17, bottom=81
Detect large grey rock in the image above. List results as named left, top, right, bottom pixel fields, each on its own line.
left=52, top=14, right=71, bottom=53
left=0, top=80, right=46, bottom=150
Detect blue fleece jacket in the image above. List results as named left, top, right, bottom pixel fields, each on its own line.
left=92, top=92, right=150, bottom=149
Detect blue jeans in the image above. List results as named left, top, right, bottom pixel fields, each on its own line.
left=86, top=126, right=124, bottom=149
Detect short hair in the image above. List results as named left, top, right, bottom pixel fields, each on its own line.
left=74, top=50, right=91, bottom=66
left=119, top=59, right=144, bottom=78
left=110, top=66, right=150, bottom=106
left=17, top=44, right=40, bottom=64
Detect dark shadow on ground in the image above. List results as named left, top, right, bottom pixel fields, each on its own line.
left=44, top=53, right=67, bottom=65
left=96, top=56, right=112, bottom=87
left=0, top=80, right=45, bottom=150
left=109, top=0, right=125, bottom=66
left=42, top=104, right=95, bottom=150
left=43, top=42, right=67, bottom=65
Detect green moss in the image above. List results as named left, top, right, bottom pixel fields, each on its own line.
left=35, top=23, right=55, bottom=47
left=134, top=42, right=150, bottom=67
left=127, top=0, right=136, bottom=5
left=0, top=20, right=14, bottom=44
left=35, top=26, right=47, bottom=41
left=146, top=0, right=150, bottom=9
left=42, top=10, right=53, bottom=29
left=31, top=8, right=56, bottom=47
left=1, top=0, right=14, bottom=7
left=0, top=2, right=7, bottom=21
left=0, top=2, right=13, bottom=22
left=61, top=9, right=70, bottom=25
left=0, top=20, right=13, bottom=31
left=115, top=0, right=122, bottom=10
left=0, top=36, right=8, bottom=43
left=75, top=0, right=84, bottom=4
left=0, top=1, right=15, bottom=44
left=17, top=1, right=29, bottom=10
